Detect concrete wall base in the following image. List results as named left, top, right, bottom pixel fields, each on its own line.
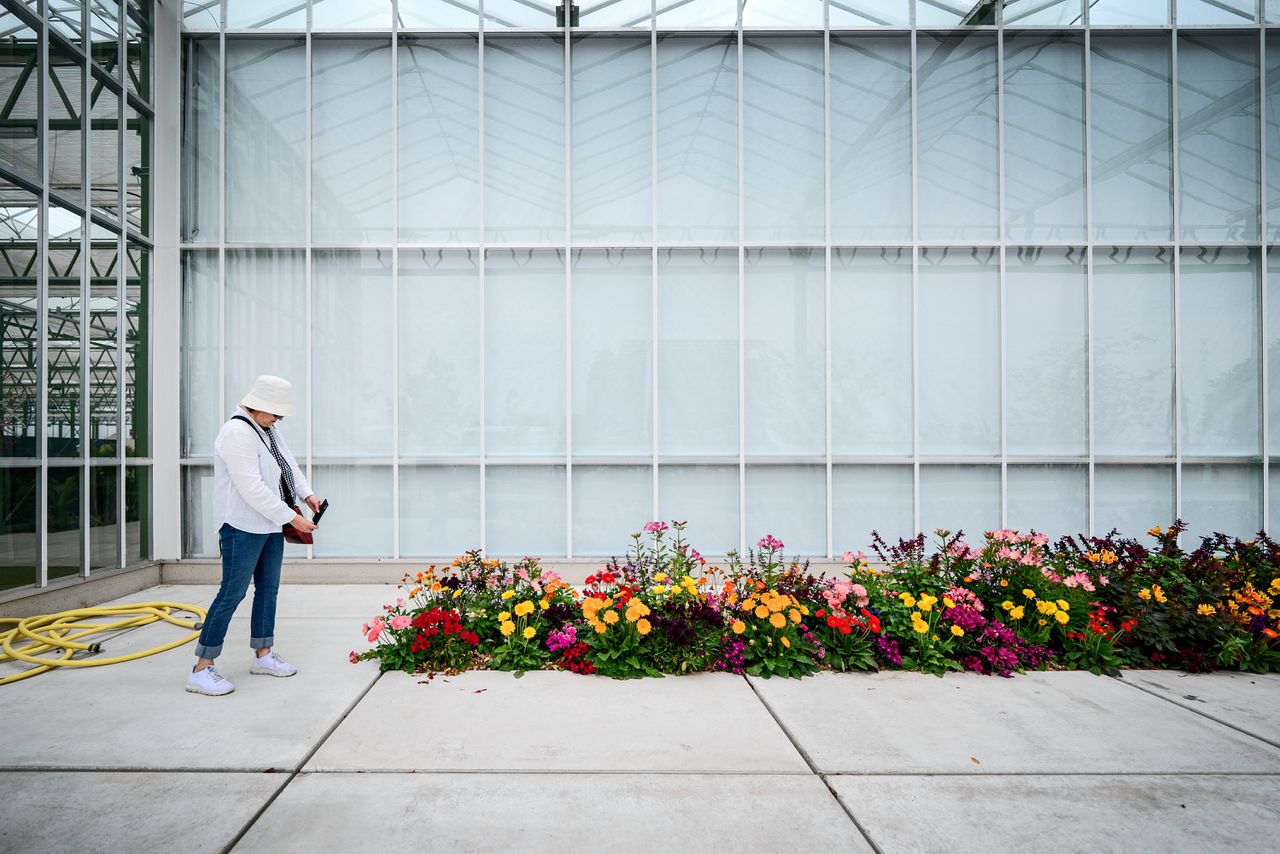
left=0, top=564, right=163, bottom=618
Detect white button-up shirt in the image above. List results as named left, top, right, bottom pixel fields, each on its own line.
left=213, top=407, right=313, bottom=534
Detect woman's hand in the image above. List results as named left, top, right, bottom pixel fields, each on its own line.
left=305, top=495, right=324, bottom=514
left=290, top=514, right=318, bottom=533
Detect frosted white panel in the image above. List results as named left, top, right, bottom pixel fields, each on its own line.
left=485, top=250, right=565, bottom=457
left=1091, top=36, right=1172, bottom=242
left=1269, top=34, right=1280, bottom=240
left=745, top=466, right=826, bottom=556
left=1270, top=249, right=1280, bottom=446
left=486, top=466, right=566, bottom=556
left=831, top=248, right=912, bottom=455
left=657, top=248, right=738, bottom=456
left=1088, top=0, right=1169, bottom=24
left=1094, top=465, right=1173, bottom=538
left=572, top=249, right=652, bottom=455
left=656, top=0, right=737, bottom=28
left=745, top=248, right=825, bottom=455
left=182, top=37, right=218, bottom=243
left=399, top=249, right=481, bottom=457
left=1006, top=247, right=1087, bottom=455
left=833, top=465, right=914, bottom=552
left=399, top=36, right=480, bottom=243
left=400, top=466, right=481, bottom=557
left=920, top=466, right=1000, bottom=544
left=919, top=248, right=999, bottom=455
left=224, top=250, right=307, bottom=455
left=310, top=0, right=393, bottom=29
left=741, top=0, right=823, bottom=27
left=656, top=35, right=737, bottom=244
left=313, top=251, right=393, bottom=457
left=485, top=36, right=564, bottom=244
left=1180, top=248, right=1260, bottom=457
left=1004, top=34, right=1086, bottom=243
left=830, top=35, right=911, bottom=243
left=398, top=0, right=479, bottom=28
left=1271, top=468, right=1280, bottom=535
left=1182, top=465, right=1262, bottom=540
left=580, top=0, right=652, bottom=28
left=1003, top=0, right=1083, bottom=24
left=485, top=0, right=558, bottom=29
left=917, top=33, right=998, bottom=242
left=830, top=2, right=910, bottom=26
left=181, top=252, right=218, bottom=457
left=1178, top=35, right=1259, bottom=243
left=225, top=1, right=306, bottom=29
left=659, top=466, right=739, bottom=555
left=311, top=466, right=393, bottom=557
left=743, top=36, right=825, bottom=243
left=573, top=466, right=652, bottom=555
left=1177, top=0, right=1257, bottom=25
left=572, top=36, right=651, bottom=244
left=225, top=38, right=305, bottom=244
left=1006, top=465, right=1087, bottom=538
left=312, top=39, right=393, bottom=243
left=182, top=466, right=215, bottom=558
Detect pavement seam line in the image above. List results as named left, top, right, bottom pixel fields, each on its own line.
left=741, top=676, right=885, bottom=854
left=219, top=669, right=384, bottom=854
left=1108, top=674, right=1280, bottom=753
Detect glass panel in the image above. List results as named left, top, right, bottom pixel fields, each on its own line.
left=484, top=35, right=564, bottom=244
left=90, top=464, right=118, bottom=571
left=920, top=465, right=1000, bottom=543
left=741, top=0, right=824, bottom=27
left=182, top=36, right=219, bottom=243
left=657, top=247, right=738, bottom=456
left=50, top=2, right=85, bottom=43
left=311, top=0, right=393, bottom=29
left=656, top=0, right=737, bottom=28
left=182, top=464, right=215, bottom=557
left=399, top=249, right=480, bottom=457
left=399, top=466, right=481, bottom=557
left=1270, top=0, right=1280, bottom=23
left=1177, top=0, right=1257, bottom=25
left=125, top=0, right=149, bottom=102
left=0, top=468, right=37, bottom=590
left=183, top=2, right=221, bottom=30
left=1271, top=468, right=1280, bottom=535
left=225, top=0, right=306, bottom=29
left=830, top=1, right=910, bottom=26
left=307, top=466, right=392, bottom=556
left=830, top=35, right=912, bottom=242
left=1093, top=247, right=1174, bottom=456
left=831, top=248, right=912, bottom=455
left=398, top=35, right=480, bottom=243
left=572, top=249, right=651, bottom=455
left=486, top=465, right=566, bottom=557
left=1094, top=465, right=1173, bottom=539
left=917, top=32, right=999, bottom=242
left=124, top=104, right=148, bottom=235
left=49, top=43, right=85, bottom=207
left=1003, top=0, right=1083, bottom=24
left=0, top=29, right=41, bottom=182
left=915, top=0, right=998, bottom=27
left=1091, top=35, right=1172, bottom=243
left=1178, top=34, right=1259, bottom=243
left=484, top=0, right=557, bottom=29
left=48, top=466, right=83, bottom=580
left=224, top=250, right=307, bottom=454
left=89, top=77, right=119, bottom=222
left=89, top=0, right=120, bottom=73
left=1088, top=0, right=1169, bottom=24
left=832, top=465, right=914, bottom=553
left=658, top=465, right=739, bottom=555
left=1006, top=246, right=1087, bottom=455
left=919, top=247, right=999, bottom=455
left=743, top=36, right=824, bottom=243
left=47, top=214, right=82, bottom=460
left=1180, top=247, right=1260, bottom=456
left=1270, top=33, right=1280, bottom=241
left=1004, top=34, right=1085, bottom=243
left=313, top=250, right=393, bottom=457
left=1183, top=464, right=1261, bottom=540
left=225, top=38, right=306, bottom=244
left=1006, top=465, right=1086, bottom=537
left=181, top=251, right=218, bottom=457
left=398, top=0, right=480, bottom=29
left=573, top=466, right=651, bottom=555
left=580, top=0, right=652, bottom=28
left=88, top=240, right=119, bottom=456
left=125, top=464, right=149, bottom=562
left=744, top=248, right=824, bottom=455
left=656, top=34, right=737, bottom=244
left=1, top=181, right=39, bottom=458
left=573, top=35, right=651, bottom=244
left=312, top=39, right=392, bottom=244
left=485, top=249, right=565, bottom=456
left=745, top=465, right=825, bottom=556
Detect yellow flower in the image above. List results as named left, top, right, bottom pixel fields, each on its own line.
left=742, top=598, right=757, bottom=611
left=789, top=609, right=801, bottom=624
left=625, top=608, right=641, bottom=623
left=1152, top=585, right=1167, bottom=604
left=755, top=605, right=770, bottom=619
left=1148, top=525, right=1164, bottom=536
left=501, top=590, right=515, bottom=601
left=637, top=618, right=651, bottom=636
left=1010, top=606, right=1025, bottom=620
left=900, top=593, right=917, bottom=608
left=1100, top=550, right=1118, bottom=565
left=912, top=619, right=928, bottom=634
left=1138, top=589, right=1152, bottom=601
left=653, top=585, right=668, bottom=595
left=514, top=600, right=535, bottom=617
left=1001, top=600, right=1014, bottom=611
left=603, top=610, right=619, bottom=625
left=1023, top=589, right=1036, bottom=599
left=951, top=625, right=964, bottom=637
left=523, top=626, right=536, bottom=639
left=498, top=611, right=511, bottom=622
left=540, top=598, right=550, bottom=610
left=732, top=620, right=746, bottom=635
left=800, top=605, right=810, bottom=616
left=453, top=589, right=462, bottom=599
left=780, top=636, right=791, bottom=648
left=1054, top=611, right=1069, bottom=625
left=1038, top=619, right=1047, bottom=627
left=999, top=580, right=1008, bottom=587
left=500, top=621, right=515, bottom=637
left=769, top=612, right=787, bottom=629
left=654, top=572, right=668, bottom=582
left=943, top=596, right=956, bottom=609
left=1084, top=552, right=1100, bottom=563
left=594, top=622, right=608, bottom=634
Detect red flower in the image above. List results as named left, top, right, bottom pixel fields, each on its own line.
left=348, top=651, right=359, bottom=664
left=602, top=572, right=616, bottom=584
left=815, top=608, right=827, bottom=618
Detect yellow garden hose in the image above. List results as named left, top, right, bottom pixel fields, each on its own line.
left=0, top=602, right=208, bottom=685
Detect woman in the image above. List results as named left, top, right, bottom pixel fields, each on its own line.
left=186, top=375, right=323, bottom=696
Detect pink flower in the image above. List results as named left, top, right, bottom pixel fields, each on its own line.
left=366, top=628, right=381, bottom=643
left=349, top=651, right=359, bottom=663
left=688, top=548, right=703, bottom=563
left=517, top=568, right=530, bottom=581
left=841, top=550, right=857, bottom=563
left=396, top=598, right=406, bottom=608
left=643, top=521, right=669, bottom=533
left=757, top=534, right=784, bottom=551
left=390, top=615, right=411, bottom=630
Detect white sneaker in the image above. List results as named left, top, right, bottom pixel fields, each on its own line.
left=250, top=650, right=297, bottom=677
left=186, top=665, right=234, bottom=696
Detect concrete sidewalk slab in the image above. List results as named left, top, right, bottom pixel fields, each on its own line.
left=236, top=772, right=873, bottom=854
left=0, top=771, right=282, bottom=854
left=748, top=671, right=1280, bottom=774
left=830, top=774, right=1277, bottom=854
left=1117, top=670, right=1280, bottom=746
left=307, top=670, right=810, bottom=774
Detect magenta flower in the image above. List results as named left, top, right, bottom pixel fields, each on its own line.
left=643, top=521, right=669, bottom=533
left=757, top=534, right=784, bottom=551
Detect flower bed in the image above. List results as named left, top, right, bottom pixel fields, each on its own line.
left=353, top=520, right=1280, bottom=678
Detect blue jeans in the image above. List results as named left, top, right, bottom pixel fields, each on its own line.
left=195, top=524, right=284, bottom=660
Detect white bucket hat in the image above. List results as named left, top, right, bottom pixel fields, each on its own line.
left=241, top=375, right=295, bottom=417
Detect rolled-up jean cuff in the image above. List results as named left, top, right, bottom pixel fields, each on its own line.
left=194, top=642, right=223, bottom=659
left=250, top=636, right=274, bottom=650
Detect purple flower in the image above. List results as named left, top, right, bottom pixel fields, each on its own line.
left=875, top=635, right=902, bottom=666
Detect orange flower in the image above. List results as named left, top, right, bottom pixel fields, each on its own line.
left=780, top=636, right=791, bottom=648
left=1264, top=628, right=1279, bottom=639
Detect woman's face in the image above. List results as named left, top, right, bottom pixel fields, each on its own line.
left=249, top=409, right=283, bottom=430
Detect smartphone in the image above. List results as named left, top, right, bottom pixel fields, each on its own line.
left=312, top=499, right=329, bottom=525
